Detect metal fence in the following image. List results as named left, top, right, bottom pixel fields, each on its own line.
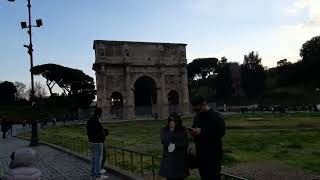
left=13, top=127, right=247, bottom=180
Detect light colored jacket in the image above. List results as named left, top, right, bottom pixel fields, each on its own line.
left=4, top=167, right=41, bottom=180
left=4, top=148, right=41, bottom=180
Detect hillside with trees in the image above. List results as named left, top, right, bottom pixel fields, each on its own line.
left=188, top=35, right=320, bottom=105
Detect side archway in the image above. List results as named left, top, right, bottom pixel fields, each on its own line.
left=168, top=90, right=179, bottom=114
left=110, top=91, right=123, bottom=119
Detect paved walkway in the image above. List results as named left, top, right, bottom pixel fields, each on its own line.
left=0, top=136, right=122, bottom=180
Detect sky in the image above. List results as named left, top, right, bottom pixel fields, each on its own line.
left=0, top=0, right=319, bottom=91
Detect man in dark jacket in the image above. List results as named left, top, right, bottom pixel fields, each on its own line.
left=86, top=107, right=108, bottom=180
left=190, top=96, right=225, bottom=180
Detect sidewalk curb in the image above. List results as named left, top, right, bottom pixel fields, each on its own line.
left=14, top=136, right=143, bottom=180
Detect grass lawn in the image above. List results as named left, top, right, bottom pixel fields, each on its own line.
left=39, top=113, right=320, bottom=177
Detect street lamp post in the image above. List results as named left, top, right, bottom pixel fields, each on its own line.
left=8, top=0, right=43, bottom=146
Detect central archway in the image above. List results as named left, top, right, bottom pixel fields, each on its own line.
left=134, top=76, right=157, bottom=116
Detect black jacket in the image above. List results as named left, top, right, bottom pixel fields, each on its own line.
left=159, top=127, right=189, bottom=179
left=86, top=117, right=105, bottom=143
left=192, top=109, right=225, bottom=161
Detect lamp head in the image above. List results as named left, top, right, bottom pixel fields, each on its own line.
left=20, top=22, right=27, bottom=29
left=36, top=19, right=43, bottom=27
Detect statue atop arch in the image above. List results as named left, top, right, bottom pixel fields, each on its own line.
left=92, top=40, right=190, bottom=120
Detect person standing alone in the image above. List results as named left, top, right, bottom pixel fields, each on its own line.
left=189, top=96, right=225, bottom=180
left=86, top=107, right=108, bottom=180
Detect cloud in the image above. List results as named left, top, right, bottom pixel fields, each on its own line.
left=286, top=0, right=320, bottom=25
left=279, top=0, right=320, bottom=63
left=185, top=0, right=220, bottom=15
left=286, top=0, right=309, bottom=14
left=185, top=0, right=320, bottom=67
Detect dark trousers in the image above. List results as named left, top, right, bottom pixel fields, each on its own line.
left=198, top=163, right=221, bottom=180
left=2, top=130, right=6, bottom=138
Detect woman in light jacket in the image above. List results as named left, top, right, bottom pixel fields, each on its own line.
left=159, top=112, right=189, bottom=180
left=4, top=148, right=41, bottom=180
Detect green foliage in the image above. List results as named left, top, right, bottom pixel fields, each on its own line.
left=277, top=59, right=291, bottom=67
left=0, top=81, right=17, bottom=105
left=215, top=57, right=233, bottom=99
left=187, top=58, right=219, bottom=80
left=300, top=35, right=320, bottom=58
left=241, top=51, right=266, bottom=97
left=32, top=63, right=96, bottom=109
left=187, top=57, right=234, bottom=101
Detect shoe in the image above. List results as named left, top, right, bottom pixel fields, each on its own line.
left=96, top=175, right=109, bottom=180
left=100, top=169, right=106, bottom=174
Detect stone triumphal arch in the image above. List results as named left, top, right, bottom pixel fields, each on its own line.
left=93, top=40, right=189, bottom=120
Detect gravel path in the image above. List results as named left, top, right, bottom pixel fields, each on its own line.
left=223, top=161, right=319, bottom=180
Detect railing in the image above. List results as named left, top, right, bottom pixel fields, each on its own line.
left=13, top=128, right=247, bottom=180
left=106, top=145, right=161, bottom=179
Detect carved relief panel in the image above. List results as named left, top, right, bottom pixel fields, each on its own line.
left=105, top=75, right=124, bottom=90
left=165, top=74, right=182, bottom=91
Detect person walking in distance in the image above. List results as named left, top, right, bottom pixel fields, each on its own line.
left=189, top=96, right=225, bottom=180
left=159, top=112, right=189, bottom=180
left=1, top=113, right=8, bottom=138
left=86, top=107, right=108, bottom=180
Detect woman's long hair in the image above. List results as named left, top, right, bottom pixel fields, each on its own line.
left=167, top=112, right=185, bottom=131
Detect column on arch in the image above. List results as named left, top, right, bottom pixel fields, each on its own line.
left=123, top=66, right=135, bottom=120
left=159, top=68, right=169, bottom=119
left=97, top=64, right=111, bottom=121
left=180, top=68, right=190, bottom=115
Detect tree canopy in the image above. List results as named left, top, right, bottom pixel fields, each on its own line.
left=187, top=58, right=219, bottom=80
left=0, top=81, right=17, bottom=105
left=32, top=63, right=96, bottom=108
left=215, top=57, right=233, bottom=99
left=241, top=51, right=266, bottom=97
left=300, top=35, right=320, bottom=59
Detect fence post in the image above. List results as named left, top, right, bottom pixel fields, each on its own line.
left=122, top=149, right=125, bottom=168
left=107, top=146, right=110, bottom=162
left=73, top=138, right=75, bottom=151
left=152, top=157, right=155, bottom=180
left=130, top=151, right=134, bottom=173
left=76, top=139, right=79, bottom=153
left=81, top=140, right=84, bottom=155
left=87, top=143, right=89, bottom=157
left=140, top=154, right=143, bottom=176
left=114, top=148, right=117, bottom=166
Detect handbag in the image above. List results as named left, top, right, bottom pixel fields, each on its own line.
left=186, top=148, right=198, bottom=169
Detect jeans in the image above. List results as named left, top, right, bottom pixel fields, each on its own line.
left=89, top=142, right=103, bottom=177
left=101, top=142, right=107, bottom=170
